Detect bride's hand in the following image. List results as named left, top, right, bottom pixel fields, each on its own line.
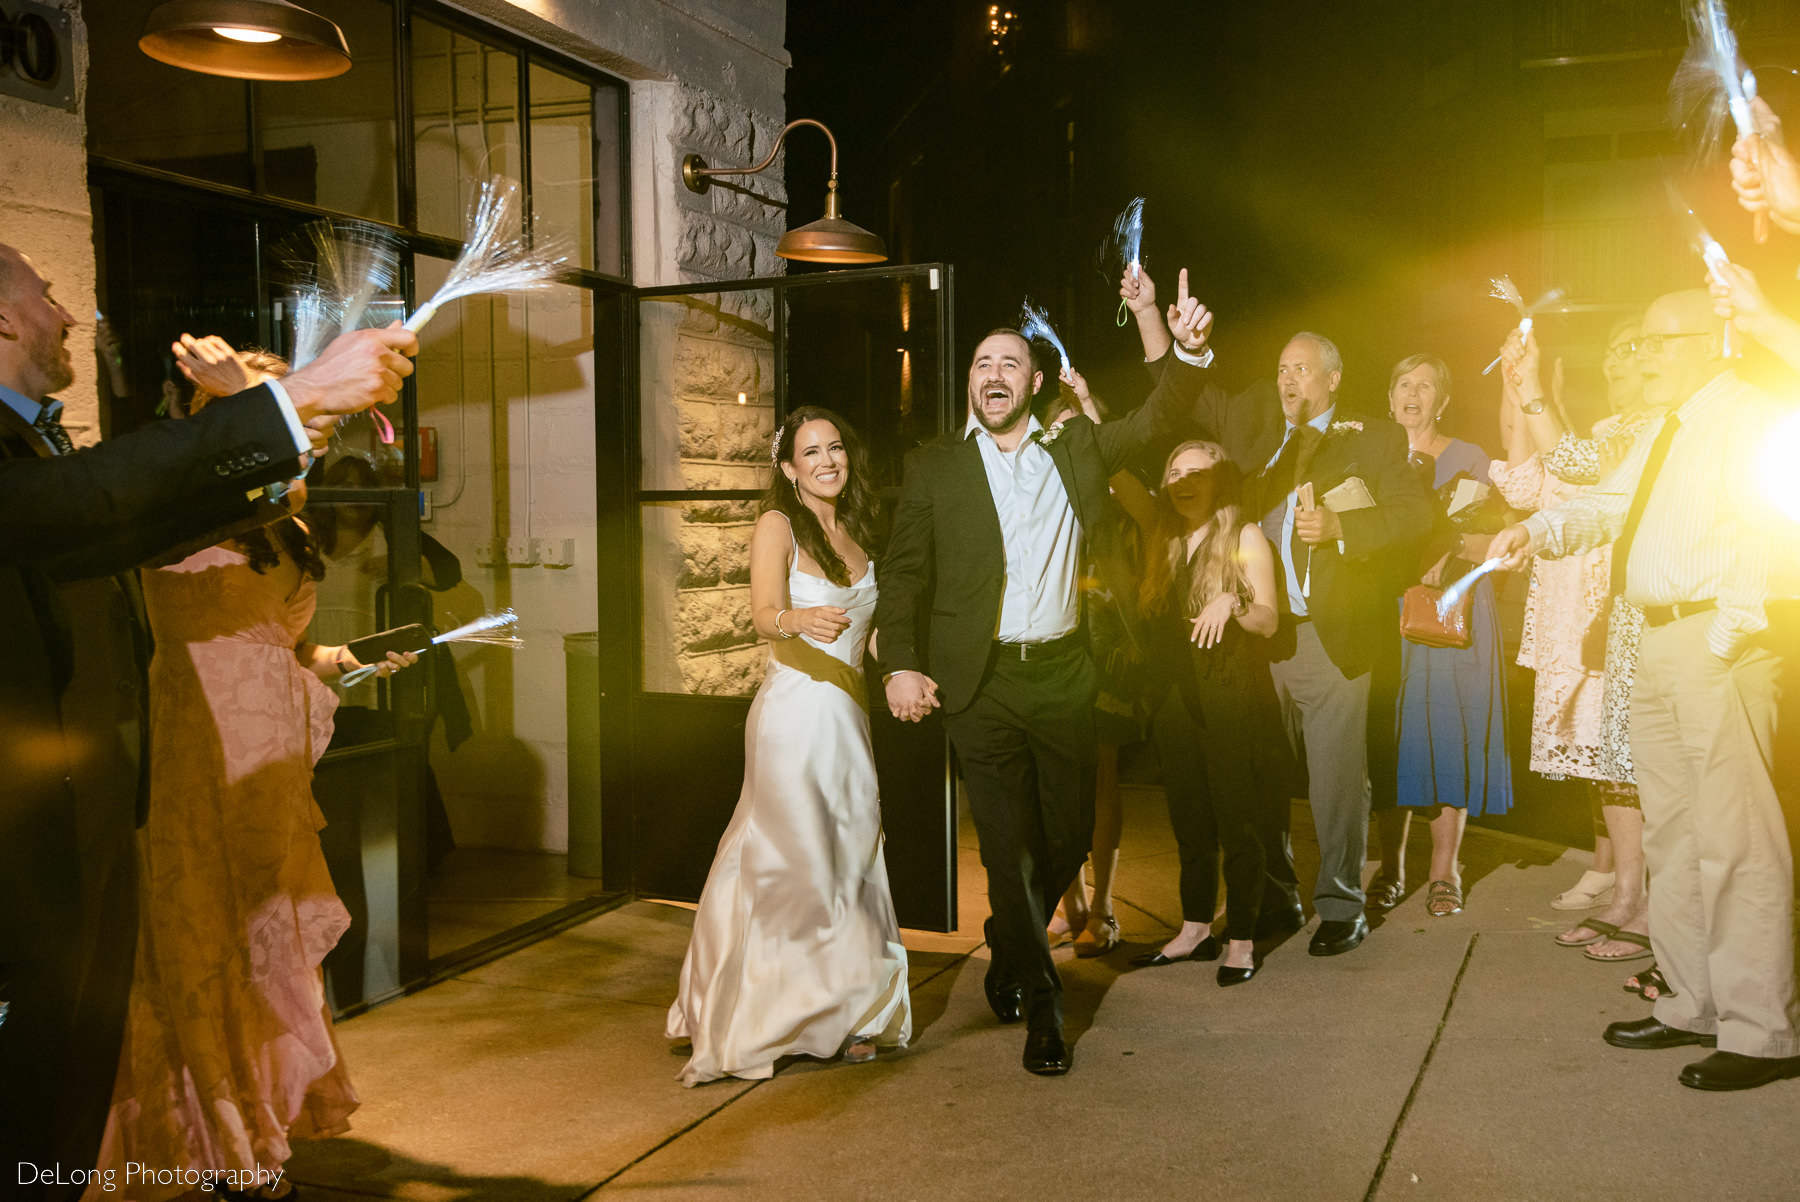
left=791, top=605, right=850, bottom=643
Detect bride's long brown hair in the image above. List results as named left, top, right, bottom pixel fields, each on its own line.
left=1139, top=440, right=1253, bottom=619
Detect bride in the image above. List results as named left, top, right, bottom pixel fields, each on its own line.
left=667, top=406, right=911, bottom=1085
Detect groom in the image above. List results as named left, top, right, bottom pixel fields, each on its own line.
left=877, top=271, right=1212, bottom=1075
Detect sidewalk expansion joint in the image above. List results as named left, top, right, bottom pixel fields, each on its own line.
left=1361, top=932, right=1478, bottom=1202
left=581, top=1079, right=766, bottom=1197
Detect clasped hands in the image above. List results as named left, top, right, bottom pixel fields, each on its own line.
left=884, top=670, right=940, bottom=723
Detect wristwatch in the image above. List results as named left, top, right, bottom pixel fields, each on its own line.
left=1519, top=396, right=1545, bottom=416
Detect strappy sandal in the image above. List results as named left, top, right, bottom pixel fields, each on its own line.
left=1584, top=929, right=1653, bottom=962
left=1366, top=874, right=1406, bottom=912
left=841, top=1037, right=878, bottom=1064
left=1073, top=914, right=1120, bottom=958
left=1624, top=962, right=1675, bottom=1001
left=1425, top=880, right=1463, bottom=917
left=1554, top=918, right=1618, bottom=948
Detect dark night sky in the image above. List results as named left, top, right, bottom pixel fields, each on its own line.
left=785, top=0, right=1800, bottom=446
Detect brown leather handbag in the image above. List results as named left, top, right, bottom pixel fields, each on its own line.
left=1400, top=584, right=1472, bottom=649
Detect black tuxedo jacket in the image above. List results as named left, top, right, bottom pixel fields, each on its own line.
left=1, top=387, right=305, bottom=959
left=1188, top=374, right=1433, bottom=679
left=877, top=356, right=1206, bottom=714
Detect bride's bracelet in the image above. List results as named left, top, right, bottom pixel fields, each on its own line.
left=774, top=608, right=797, bottom=639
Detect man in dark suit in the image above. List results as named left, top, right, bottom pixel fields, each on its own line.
left=1185, top=330, right=1433, bottom=956
left=0, top=241, right=416, bottom=1197
left=877, top=270, right=1212, bottom=1075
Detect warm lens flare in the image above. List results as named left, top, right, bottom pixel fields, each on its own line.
left=1758, top=409, right=1800, bottom=525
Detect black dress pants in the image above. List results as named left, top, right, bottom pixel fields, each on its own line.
left=945, top=644, right=1097, bottom=1031
left=0, top=826, right=138, bottom=1201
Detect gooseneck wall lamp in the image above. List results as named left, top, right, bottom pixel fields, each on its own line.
left=682, top=119, right=888, bottom=265
left=139, top=0, right=351, bottom=81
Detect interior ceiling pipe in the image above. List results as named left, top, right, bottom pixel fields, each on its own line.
left=681, top=118, right=888, bottom=265
left=139, top=0, right=351, bottom=81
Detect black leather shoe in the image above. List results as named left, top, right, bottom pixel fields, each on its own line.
left=1603, top=1017, right=1717, bottom=1051
left=1217, top=963, right=1257, bottom=987
left=1129, top=937, right=1220, bottom=968
left=1308, top=914, right=1368, bottom=956
left=982, top=918, right=1023, bottom=1024
left=1023, top=1027, right=1071, bottom=1076
left=1253, top=904, right=1305, bottom=940
left=1678, top=1050, right=1800, bottom=1091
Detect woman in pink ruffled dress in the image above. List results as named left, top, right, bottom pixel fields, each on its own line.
left=86, top=343, right=410, bottom=1201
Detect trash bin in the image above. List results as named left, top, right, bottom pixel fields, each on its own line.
left=565, top=632, right=603, bottom=879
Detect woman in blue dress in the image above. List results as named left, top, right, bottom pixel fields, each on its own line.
left=1378, top=354, right=1511, bottom=917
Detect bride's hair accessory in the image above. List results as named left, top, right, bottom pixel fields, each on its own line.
left=771, top=423, right=786, bottom=463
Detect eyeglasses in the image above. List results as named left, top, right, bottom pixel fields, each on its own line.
left=1627, top=332, right=1711, bottom=356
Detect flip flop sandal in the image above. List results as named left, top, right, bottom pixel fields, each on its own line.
left=1426, top=880, right=1463, bottom=917
left=1624, top=962, right=1675, bottom=1001
left=1584, top=929, right=1654, bottom=962
left=1555, top=918, right=1619, bottom=947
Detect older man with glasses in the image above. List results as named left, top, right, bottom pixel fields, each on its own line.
left=1493, top=287, right=1800, bottom=1092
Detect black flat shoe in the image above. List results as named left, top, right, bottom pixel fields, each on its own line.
left=1308, top=914, right=1369, bottom=956
left=1023, top=1027, right=1071, bottom=1076
left=1602, top=1017, right=1717, bottom=1051
left=1217, top=963, right=1257, bottom=987
left=1679, top=1050, right=1800, bottom=1091
left=1129, top=937, right=1220, bottom=967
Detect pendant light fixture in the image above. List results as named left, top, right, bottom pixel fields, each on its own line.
left=682, top=119, right=888, bottom=265
left=140, top=0, right=351, bottom=81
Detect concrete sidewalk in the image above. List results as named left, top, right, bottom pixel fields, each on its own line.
left=287, top=787, right=1796, bottom=1201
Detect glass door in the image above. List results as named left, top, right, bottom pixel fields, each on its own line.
left=627, top=265, right=960, bottom=932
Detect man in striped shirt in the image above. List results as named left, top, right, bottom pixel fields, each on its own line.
left=1492, top=288, right=1800, bottom=1091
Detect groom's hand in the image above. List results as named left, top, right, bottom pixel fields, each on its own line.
left=885, top=671, right=940, bottom=722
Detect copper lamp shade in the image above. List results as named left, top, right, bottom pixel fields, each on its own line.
left=682, top=119, right=888, bottom=265
left=140, top=0, right=351, bottom=81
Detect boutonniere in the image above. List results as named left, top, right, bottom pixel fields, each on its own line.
left=1034, top=422, right=1067, bottom=448
left=1328, top=420, right=1364, bottom=436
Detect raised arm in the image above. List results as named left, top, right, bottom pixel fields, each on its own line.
left=1095, top=268, right=1211, bottom=472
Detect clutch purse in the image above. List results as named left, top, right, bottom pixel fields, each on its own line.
left=1400, top=584, right=1472, bottom=649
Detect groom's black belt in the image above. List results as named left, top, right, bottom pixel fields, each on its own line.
left=994, top=631, right=1084, bottom=662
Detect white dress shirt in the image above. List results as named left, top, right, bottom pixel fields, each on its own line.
left=1264, top=405, right=1335, bottom=617
left=1523, top=370, right=1800, bottom=659
left=0, top=379, right=312, bottom=459
left=966, top=411, right=1082, bottom=642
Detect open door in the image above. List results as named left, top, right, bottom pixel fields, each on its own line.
left=624, top=264, right=959, bottom=931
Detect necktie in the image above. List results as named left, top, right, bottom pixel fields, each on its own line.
left=1259, top=427, right=1302, bottom=541
left=1609, top=410, right=1682, bottom=597
left=34, top=401, right=75, bottom=456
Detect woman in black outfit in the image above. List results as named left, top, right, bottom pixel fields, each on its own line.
left=1121, top=440, right=1293, bottom=985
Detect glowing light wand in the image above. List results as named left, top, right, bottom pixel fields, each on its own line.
left=1436, top=557, right=1505, bottom=622
left=1019, top=296, right=1073, bottom=377
left=1109, top=196, right=1145, bottom=326
left=1672, top=0, right=1766, bottom=240
left=404, top=177, right=568, bottom=334
left=279, top=218, right=406, bottom=444
left=1677, top=203, right=1739, bottom=357
left=337, top=610, right=524, bottom=687
left=1480, top=276, right=1566, bottom=376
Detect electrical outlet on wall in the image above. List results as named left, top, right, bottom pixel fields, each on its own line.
left=535, top=537, right=576, bottom=568
left=475, top=539, right=507, bottom=568
left=506, top=539, right=539, bottom=566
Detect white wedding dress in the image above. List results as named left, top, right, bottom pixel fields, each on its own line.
left=666, top=547, right=912, bottom=1086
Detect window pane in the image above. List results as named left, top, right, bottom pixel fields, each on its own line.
left=640, top=501, right=763, bottom=697
left=87, top=0, right=250, bottom=189
left=638, top=290, right=776, bottom=492
left=528, top=62, right=593, bottom=271
left=257, top=0, right=398, bottom=221
left=412, top=18, right=521, bottom=241
left=591, top=82, right=626, bottom=277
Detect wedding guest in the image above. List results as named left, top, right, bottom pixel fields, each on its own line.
left=1041, top=371, right=1143, bottom=959
left=1373, top=356, right=1510, bottom=917
left=1493, top=327, right=1662, bottom=965
left=86, top=345, right=415, bottom=1202
left=1492, top=289, right=1800, bottom=1091
left=0, top=238, right=414, bottom=1201
left=1147, top=301, right=1433, bottom=954
left=1123, top=440, right=1289, bottom=983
